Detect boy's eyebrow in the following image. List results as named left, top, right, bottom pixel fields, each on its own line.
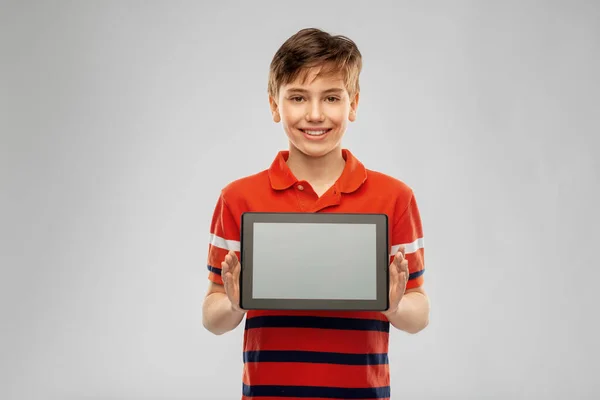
left=285, top=87, right=345, bottom=95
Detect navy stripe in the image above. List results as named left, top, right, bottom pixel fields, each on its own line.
left=243, top=350, right=388, bottom=365
left=207, top=264, right=221, bottom=275
left=245, top=315, right=389, bottom=332
left=409, top=269, right=424, bottom=280
left=242, top=383, right=390, bottom=399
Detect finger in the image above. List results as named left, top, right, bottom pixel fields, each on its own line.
left=394, top=250, right=405, bottom=265
left=400, top=259, right=408, bottom=274
left=391, top=256, right=399, bottom=274
left=389, top=261, right=400, bottom=288
left=221, top=259, right=233, bottom=277
left=224, top=253, right=234, bottom=269
left=226, top=252, right=240, bottom=277
left=387, top=270, right=399, bottom=312
left=223, top=272, right=235, bottom=295
left=221, top=261, right=231, bottom=286
left=388, top=267, right=397, bottom=291
left=229, top=252, right=241, bottom=278
left=393, top=254, right=403, bottom=274
left=221, top=259, right=230, bottom=276
left=228, top=250, right=239, bottom=266
left=232, top=260, right=241, bottom=282
left=400, top=260, right=409, bottom=283
left=223, top=258, right=239, bottom=286
left=223, top=257, right=232, bottom=277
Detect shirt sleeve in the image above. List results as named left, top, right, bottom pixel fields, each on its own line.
left=206, top=192, right=241, bottom=285
left=390, top=190, right=425, bottom=290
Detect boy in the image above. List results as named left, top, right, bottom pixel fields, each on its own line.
left=202, top=28, right=429, bottom=399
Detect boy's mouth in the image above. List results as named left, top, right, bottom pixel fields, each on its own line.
left=299, top=128, right=332, bottom=137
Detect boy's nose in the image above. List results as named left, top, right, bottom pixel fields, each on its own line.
left=305, top=102, right=324, bottom=121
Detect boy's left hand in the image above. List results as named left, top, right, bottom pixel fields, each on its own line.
left=383, top=245, right=409, bottom=317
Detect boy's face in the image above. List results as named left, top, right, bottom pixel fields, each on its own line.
left=269, top=65, right=359, bottom=159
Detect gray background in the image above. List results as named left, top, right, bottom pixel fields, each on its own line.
left=252, top=223, right=377, bottom=300
left=1, top=0, right=599, bottom=399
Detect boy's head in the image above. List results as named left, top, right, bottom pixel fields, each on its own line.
left=268, top=28, right=362, bottom=158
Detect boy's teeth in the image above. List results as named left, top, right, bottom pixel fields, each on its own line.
left=303, top=129, right=328, bottom=136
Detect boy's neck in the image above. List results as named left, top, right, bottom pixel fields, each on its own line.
left=286, top=145, right=346, bottom=189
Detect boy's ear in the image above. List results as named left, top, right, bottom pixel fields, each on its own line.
left=349, top=91, right=360, bottom=122
left=269, top=96, right=281, bottom=123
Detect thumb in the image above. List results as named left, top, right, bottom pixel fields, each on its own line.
left=398, top=245, right=406, bottom=259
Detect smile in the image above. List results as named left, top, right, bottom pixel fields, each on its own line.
left=299, top=128, right=332, bottom=136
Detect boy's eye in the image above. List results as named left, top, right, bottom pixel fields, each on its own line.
left=326, top=96, right=339, bottom=102
left=290, top=96, right=304, bottom=102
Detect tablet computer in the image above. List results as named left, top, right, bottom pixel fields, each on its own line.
left=239, top=212, right=389, bottom=311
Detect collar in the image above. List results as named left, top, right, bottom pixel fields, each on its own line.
left=268, top=148, right=367, bottom=193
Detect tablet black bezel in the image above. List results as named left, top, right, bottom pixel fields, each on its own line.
left=239, top=212, right=389, bottom=311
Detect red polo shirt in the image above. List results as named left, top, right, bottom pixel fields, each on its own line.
left=206, top=149, right=425, bottom=400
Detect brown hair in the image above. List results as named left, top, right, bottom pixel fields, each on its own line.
left=268, top=28, right=362, bottom=99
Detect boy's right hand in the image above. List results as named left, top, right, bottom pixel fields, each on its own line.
left=221, top=250, right=246, bottom=314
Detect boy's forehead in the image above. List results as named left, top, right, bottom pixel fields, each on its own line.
left=282, top=65, right=346, bottom=92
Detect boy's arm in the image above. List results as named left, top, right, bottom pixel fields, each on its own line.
left=384, top=286, right=430, bottom=334
left=384, top=190, right=429, bottom=334
left=201, top=192, right=245, bottom=335
left=202, top=282, right=245, bottom=335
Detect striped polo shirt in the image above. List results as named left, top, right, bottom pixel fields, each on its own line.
left=206, top=148, right=425, bottom=400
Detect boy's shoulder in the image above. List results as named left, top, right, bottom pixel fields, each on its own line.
left=364, top=167, right=415, bottom=199
left=218, top=168, right=271, bottom=202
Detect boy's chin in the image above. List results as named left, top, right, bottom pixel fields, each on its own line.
left=291, top=143, right=341, bottom=159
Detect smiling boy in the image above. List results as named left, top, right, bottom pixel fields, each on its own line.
left=202, top=28, right=429, bottom=400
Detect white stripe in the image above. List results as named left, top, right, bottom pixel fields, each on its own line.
left=390, top=237, right=424, bottom=257
left=209, top=233, right=240, bottom=252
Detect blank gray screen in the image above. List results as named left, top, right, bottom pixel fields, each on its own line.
left=251, top=222, right=377, bottom=300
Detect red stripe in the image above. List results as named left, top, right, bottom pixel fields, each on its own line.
left=388, top=248, right=424, bottom=290
left=208, top=271, right=223, bottom=285
left=242, top=362, right=390, bottom=388
left=244, top=327, right=388, bottom=353
left=207, top=245, right=235, bottom=269
left=407, top=276, right=424, bottom=290
left=406, top=247, right=424, bottom=272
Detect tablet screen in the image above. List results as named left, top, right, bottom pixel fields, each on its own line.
left=251, top=222, right=377, bottom=300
